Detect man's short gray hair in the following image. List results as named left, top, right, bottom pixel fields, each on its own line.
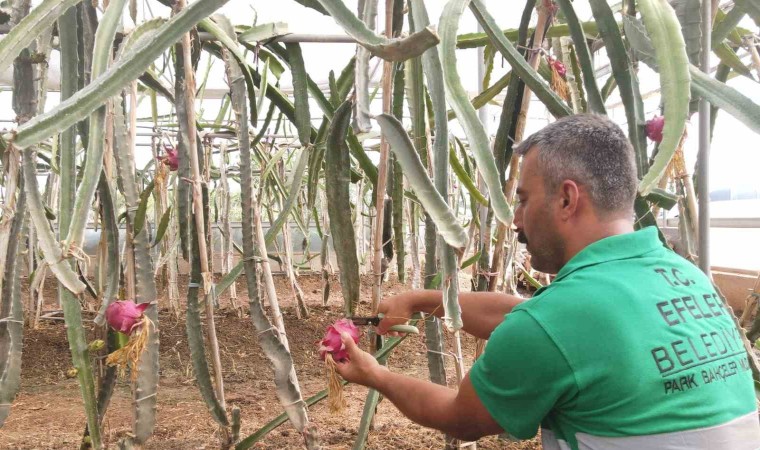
left=514, top=114, right=637, bottom=214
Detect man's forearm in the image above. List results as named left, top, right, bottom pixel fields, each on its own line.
left=404, top=290, right=524, bottom=339
left=369, top=368, right=473, bottom=440
left=334, top=324, right=504, bottom=441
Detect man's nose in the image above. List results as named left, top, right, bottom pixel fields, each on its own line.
left=512, top=209, right=522, bottom=229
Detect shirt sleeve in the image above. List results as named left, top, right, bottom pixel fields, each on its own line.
left=469, top=309, right=578, bottom=440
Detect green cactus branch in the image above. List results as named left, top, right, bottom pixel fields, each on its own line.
left=0, top=177, right=26, bottom=427
left=631, top=0, right=691, bottom=194
left=92, top=173, right=120, bottom=325
left=325, top=101, right=361, bottom=317
left=314, top=0, right=439, bottom=61
left=590, top=0, right=648, bottom=175
left=236, top=331, right=415, bottom=449
left=112, top=93, right=160, bottom=444
left=64, top=0, right=127, bottom=259
left=8, top=0, right=231, bottom=149
left=411, top=0, right=463, bottom=332
left=376, top=114, right=467, bottom=250
left=220, top=17, right=317, bottom=448
left=441, top=0, right=514, bottom=227
left=0, top=0, right=84, bottom=75
left=556, top=0, right=606, bottom=114
left=469, top=0, right=572, bottom=119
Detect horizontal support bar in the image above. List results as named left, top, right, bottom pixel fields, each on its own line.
left=664, top=216, right=760, bottom=228
left=196, top=32, right=356, bottom=44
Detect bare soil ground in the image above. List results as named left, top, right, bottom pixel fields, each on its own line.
left=0, top=273, right=541, bottom=449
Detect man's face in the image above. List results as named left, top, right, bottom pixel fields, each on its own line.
left=513, top=150, right=566, bottom=274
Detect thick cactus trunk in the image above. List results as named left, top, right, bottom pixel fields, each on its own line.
left=219, top=18, right=318, bottom=448
left=112, top=92, right=161, bottom=446
left=0, top=177, right=27, bottom=427
left=218, top=142, right=239, bottom=312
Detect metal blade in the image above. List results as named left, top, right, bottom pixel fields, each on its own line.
left=349, top=316, right=380, bottom=326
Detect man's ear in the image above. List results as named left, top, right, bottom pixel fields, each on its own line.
left=558, top=180, right=580, bottom=219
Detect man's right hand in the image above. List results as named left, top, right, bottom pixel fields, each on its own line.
left=376, top=293, right=415, bottom=336
left=375, top=290, right=520, bottom=340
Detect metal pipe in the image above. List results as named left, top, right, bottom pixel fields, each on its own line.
left=273, top=34, right=356, bottom=43
left=197, top=32, right=356, bottom=44
left=666, top=217, right=760, bottom=229
left=0, top=29, right=357, bottom=55
left=698, top=0, right=712, bottom=276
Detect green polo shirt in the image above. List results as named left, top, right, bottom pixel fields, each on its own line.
left=470, top=227, right=758, bottom=450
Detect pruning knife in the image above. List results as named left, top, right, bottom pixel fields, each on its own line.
left=349, top=316, right=382, bottom=326
left=349, top=314, right=420, bottom=334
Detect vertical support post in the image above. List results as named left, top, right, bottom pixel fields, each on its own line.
left=698, top=0, right=711, bottom=276
left=370, top=0, right=392, bottom=352
left=476, top=9, right=489, bottom=242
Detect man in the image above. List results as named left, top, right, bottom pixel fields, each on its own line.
left=335, top=114, right=760, bottom=449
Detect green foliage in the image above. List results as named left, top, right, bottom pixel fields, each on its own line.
left=6, top=0, right=760, bottom=447
left=325, top=101, right=361, bottom=316
left=590, top=0, right=647, bottom=174
left=286, top=43, right=311, bottom=146
left=9, top=0, right=231, bottom=148
left=469, top=0, right=572, bottom=118
left=313, top=0, right=439, bottom=61
left=133, top=180, right=156, bottom=236
left=441, top=0, right=515, bottom=227
left=0, top=0, right=83, bottom=75
left=376, top=114, right=467, bottom=250
left=556, top=0, right=606, bottom=113
left=635, top=0, right=691, bottom=195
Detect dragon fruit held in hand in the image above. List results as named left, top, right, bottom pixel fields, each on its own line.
left=105, top=300, right=150, bottom=334
left=646, top=116, right=665, bottom=143
left=318, top=319, right=360, bottom=362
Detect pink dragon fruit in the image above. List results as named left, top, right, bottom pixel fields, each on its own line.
left=318, top=319, right=360, bottom=362
left=646, top=116, right=665, bottom=143
left=105, top=300, right=150, bottom=334
left=548, top=56, right=566, bottom=78
left=542, top=0, right=559, bottom=15
left=157, top=144, right=179, bottom=171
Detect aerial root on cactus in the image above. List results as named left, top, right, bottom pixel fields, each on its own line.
left=66, top=243, right=92, bottom=266
left=154, top=164, right=168, bottom=185
left=0, top=203, right=16, bottom=221
left=475, top=268, right=499, bottom=277
left=550, top=65, right=569, bottom=102
left=669, top=133, right=689, bottom=179
left=106, top=314, right=154, bottom=382
left=201, top=272, right=213, bottom=294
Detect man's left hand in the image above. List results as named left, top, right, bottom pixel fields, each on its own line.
left=334, top=332, right=387, bottom=387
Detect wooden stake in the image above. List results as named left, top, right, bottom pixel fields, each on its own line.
left=177, top=0, right=225, bottom=410
left=488, top=5, right=551, bottom=293
left=370, top=0, right=394, bottom=351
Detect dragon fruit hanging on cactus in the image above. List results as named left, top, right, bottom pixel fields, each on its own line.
left=157, top=143, right=179, bottom=171
left=646, top=116, right=665, bottom=143
left=104, top=300, right=153, bottom=380
left=547, top=55, right=569, bottom=101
